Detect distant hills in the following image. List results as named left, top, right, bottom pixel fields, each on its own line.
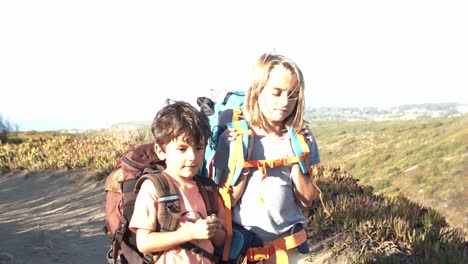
left=109, top=120, right=151, bottom=130
left=305, top=102, right=468, bottom=122
left=110, top=102, right=468, bottom=130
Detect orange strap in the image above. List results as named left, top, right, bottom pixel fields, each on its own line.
left=246, top=228, right=307, bottom=263
left=221, top=110, right=245, bottom=261
left=244, top=153, right=308, bottom=180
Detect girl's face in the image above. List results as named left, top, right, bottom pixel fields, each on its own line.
left=258, top=65, right=298, bottom=125
left=156, top=135, right=205, bottom=180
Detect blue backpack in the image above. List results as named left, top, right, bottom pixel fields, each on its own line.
left=197, top=90, right=247, bottom=179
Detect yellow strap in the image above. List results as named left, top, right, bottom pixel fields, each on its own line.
left=274, top=248, right=288, bottom=264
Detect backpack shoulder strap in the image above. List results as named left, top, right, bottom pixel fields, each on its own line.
left=193, top=175, right=218, bottom=216
left=287, top=126, right=311, bottom=175
left=134, top=172, right=181, bottom=232
left=225, top=109, right=250, bottom=186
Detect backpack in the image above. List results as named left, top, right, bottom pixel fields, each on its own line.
left=104, top=143, right=219, bottom=264
left=197, top=90, right=246, bottom=179
left=197, top=91, right=324, bottom=263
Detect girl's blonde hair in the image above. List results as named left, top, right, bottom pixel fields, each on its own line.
left=243, top=53, right=305, bottom=134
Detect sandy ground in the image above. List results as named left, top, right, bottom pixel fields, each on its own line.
left=0, top=170, right=338, bottom=264
left=0, top=170, right=110, bottom=264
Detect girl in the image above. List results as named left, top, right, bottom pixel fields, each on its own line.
left=214, top=53, right=320, bottom=263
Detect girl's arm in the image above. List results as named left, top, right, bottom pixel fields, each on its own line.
left=290, top=163, right=318, bottom=208
left=231, top=172, right=249, bottom=205
left=209, top=194, right=227, bottom=247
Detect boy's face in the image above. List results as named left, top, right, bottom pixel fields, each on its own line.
left=156, top=135, right=205, bottom=179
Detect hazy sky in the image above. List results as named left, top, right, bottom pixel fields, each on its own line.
left=1, top=1, right=467, bottom=131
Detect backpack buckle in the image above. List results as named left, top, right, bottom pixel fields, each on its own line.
left=190, top=247, right=202, bottom=254
left=166, top=203, right=179, bottom=214
left=246, top=245, right=274, bottom=261
left=143, top=254, right=154, bottom=264
left=113, top=227, right=124, bottom=243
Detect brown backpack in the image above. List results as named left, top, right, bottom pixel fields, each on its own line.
left=104, top=143, right=219, bottom=264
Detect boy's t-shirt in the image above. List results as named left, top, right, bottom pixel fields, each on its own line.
left=129, top=175, right=225, bottom=264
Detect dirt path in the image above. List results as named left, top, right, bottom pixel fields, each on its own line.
left=0, top=170, right=110, bottom=264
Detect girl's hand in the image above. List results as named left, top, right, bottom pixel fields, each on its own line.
left=225, top=127, right=238, bottom=143
left=301, top=125, right=314, bottom=142
left=206, top=214, right=223, bottom=235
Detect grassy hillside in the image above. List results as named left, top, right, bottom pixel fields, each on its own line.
left=309, top=116, right=467, bottom=233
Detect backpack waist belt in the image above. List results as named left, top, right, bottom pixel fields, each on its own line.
left=245, top=228, right=307, bottom=263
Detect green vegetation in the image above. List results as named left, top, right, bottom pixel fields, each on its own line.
left=310, top=116, right=468, bottom=234
left=0, top=129, right=151, bottom=178
left=307, top=165, right=466, bottom=263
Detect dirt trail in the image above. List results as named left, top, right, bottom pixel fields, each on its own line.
left=0, top=170, right=110, bottom=264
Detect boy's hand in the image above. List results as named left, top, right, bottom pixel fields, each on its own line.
left=181, top=215, right=222, bottom=240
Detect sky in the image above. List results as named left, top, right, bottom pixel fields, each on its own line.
left=1, top=1, right=467, bottom=131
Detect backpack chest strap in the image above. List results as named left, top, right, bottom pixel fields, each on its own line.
left=244, top=152, right=309, bottom=180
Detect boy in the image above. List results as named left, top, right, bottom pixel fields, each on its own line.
left=129, top=101, right=226, bottom=263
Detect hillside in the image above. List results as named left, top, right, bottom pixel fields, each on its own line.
left=309, top=115, right=467, bottom=234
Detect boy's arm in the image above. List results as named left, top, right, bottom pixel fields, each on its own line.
left=136, top=227, right=191, bottom=253
left=136, top=216, right=223, bottom=254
